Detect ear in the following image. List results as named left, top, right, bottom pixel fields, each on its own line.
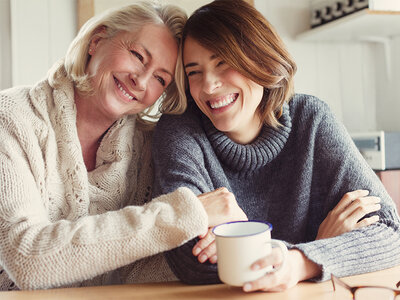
left=88, top=26, right=107, bottom=55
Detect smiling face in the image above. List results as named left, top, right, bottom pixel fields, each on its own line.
left=84, top=23, right=178, bottom=123
left=183, top=36, right=264, bottom=144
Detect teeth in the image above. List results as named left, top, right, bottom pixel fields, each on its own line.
left=116, top=80, right=134, bottom=100
left=210, top=94, right=236, bottom=109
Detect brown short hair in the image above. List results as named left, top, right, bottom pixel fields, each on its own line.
left=180, top=0, right=297, bottom=128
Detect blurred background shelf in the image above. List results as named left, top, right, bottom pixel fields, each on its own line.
left=297, top=9, right=400, bottom=42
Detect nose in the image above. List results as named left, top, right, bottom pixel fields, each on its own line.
left=203, top=72, right=222, bottom=94
left=130, top=71, right=150, bottom=91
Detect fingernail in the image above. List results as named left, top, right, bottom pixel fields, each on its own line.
left=210, top=256, right=217, bottom=264
left=252, top=264, right=260, bottom=270
left=243, top=283, right=252, bottom=292
left=199, top=254, right=207, bottom=263
left=193, top=247, right=200, bottom=256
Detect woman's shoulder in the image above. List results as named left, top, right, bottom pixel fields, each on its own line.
left=289, top=93, right=330, bottom=114
left=0, top=86, right=32, bottom=113
left=0, top=86, right=36, bottom=127
left=288, top=93, right=334, bottom=124
left=156, top=102, right=203, bottom=134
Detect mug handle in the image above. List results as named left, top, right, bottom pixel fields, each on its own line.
left=267, top=239, right=288, bottom=273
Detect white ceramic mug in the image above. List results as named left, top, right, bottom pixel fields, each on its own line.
left=212, top=220, right=287, bottom=287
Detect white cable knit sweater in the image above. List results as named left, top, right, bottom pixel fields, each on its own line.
left=0, top=63, right=208, bottom=290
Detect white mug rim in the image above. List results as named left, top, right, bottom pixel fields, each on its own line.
left=212, top=220, right=273, bottom=238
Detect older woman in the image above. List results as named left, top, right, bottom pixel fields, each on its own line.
left=0, top=2, right=246, bottom=291
left=152, top=0, right=400, bottom=293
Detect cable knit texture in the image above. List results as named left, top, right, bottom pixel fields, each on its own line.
left=0, top=62, right=208, bottom=290
left=152, top=95, right=400, bottom=284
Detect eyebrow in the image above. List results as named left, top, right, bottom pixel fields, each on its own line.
left=184, top=54, right=218, bottom=69
left=142, top=44, right=173, bottom=78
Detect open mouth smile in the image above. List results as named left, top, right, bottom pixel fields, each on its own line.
left=208, top=93, right=238, bottom=109
left=114, top=77, right=137, bottom=101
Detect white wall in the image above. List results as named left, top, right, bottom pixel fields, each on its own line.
left=10, top=0, right=76, bottom=86
left=0, top=0, right=12, bottom=90
left=375, top=36, right=400, bottom=131
left=94, top=0, right=212, bottom=15
left=4, top=0, right=399, bottom=132
left=255, top=0, right=384, bottom=132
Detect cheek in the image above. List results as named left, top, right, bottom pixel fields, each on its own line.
left=146, top=83, right=164, bottom=105
left=189, top=83, right=201, bottom=101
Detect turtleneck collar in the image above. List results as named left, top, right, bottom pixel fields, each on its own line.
left=201, top=103, right=292, bottom=172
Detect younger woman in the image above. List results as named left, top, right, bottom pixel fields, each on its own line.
left=152, top=0, right=400, bottom=292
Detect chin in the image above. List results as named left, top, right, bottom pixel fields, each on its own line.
left=212, top=122, right=234, bottom=134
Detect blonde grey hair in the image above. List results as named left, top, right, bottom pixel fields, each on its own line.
left=64, top=1, right=187, bottom=123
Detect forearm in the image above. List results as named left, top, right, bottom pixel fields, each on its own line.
left=165, top=239, right=220, bottom=285
left=294, top=219, right=400, bottom=282
left=289, top=250, right=321, bottom=282
left=1, top=188, right=208, bottom=289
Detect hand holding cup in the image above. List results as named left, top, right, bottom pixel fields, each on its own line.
left=212, top=221, right=288, bottom=288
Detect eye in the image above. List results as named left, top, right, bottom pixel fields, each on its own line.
left=156, top=76, right=166, bottom=87
left=187, top=70, right=200, bottom=77
left=131, top=50, right=144, bottom=62
left=217, top=60, right=225, bottom=67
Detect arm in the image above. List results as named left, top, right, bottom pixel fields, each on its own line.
left=235, top=99, right=400, bottom=292
left=0, top=117, right=208, bottom=289
left=316, top=189, right=381, bottom=240
left=293, top=100, right=400, bottom=282
left=152, top=111, right=225, bottom=284
left=0, top=153, right=207, bottom=289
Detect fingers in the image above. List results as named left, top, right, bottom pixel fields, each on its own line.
left=244, top=273, right=289, bottom=292
left=250, top=248, right=283, bottom=271
left=348, top=197, right=381, bottom=220
left=338, top=195, right=380, bottom=220
left=197, top=241, right=217, bottom=263
left=355, top=215, right=380, bottom=229
left=193, top=229, right=217, bottom=263
left=334, top=190, right=369, bottom=212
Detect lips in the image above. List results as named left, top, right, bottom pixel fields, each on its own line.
left=208, top=93, right=238, bottom=109
left=114, top=77, right=137, bottom=101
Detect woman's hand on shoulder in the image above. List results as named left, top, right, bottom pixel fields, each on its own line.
left=316, top=190, right=381, bottom=240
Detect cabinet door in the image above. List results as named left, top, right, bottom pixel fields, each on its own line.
left=376, top=170, right=400, bottom=216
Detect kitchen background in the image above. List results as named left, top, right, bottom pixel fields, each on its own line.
left=0, top=0, right=399, bottom=211
left=1, top=0, right=399, bottom=133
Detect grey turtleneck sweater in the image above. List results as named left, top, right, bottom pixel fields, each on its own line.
left=152, top=94, right=400, bottom=284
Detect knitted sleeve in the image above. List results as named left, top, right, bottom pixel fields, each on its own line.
left=292, top=98, right=400, bottom=281
left=0, top=112, right=208, bottom=290
left=152, top=111, right=220, bottom=284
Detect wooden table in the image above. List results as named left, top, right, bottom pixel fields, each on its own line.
left=1, top=265, right=400, bottom=300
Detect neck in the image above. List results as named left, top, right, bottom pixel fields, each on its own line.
left=226, top=115, right=263, bottom=145
left=74, top=91, right=116, bottom=171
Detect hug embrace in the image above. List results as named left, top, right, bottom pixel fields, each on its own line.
left=0, top=0, right=399, bottom=293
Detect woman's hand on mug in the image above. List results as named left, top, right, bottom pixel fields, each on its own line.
left=316, top=190, right=381, bottom=240
left=192, top=228, right=217, bottom=264
left=197, top=187, right=248, bottom=227
left=243, top=249, right=321, bottom=292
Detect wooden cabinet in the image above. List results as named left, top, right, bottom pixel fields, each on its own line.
left=376, top=170, right=400, bottom=215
